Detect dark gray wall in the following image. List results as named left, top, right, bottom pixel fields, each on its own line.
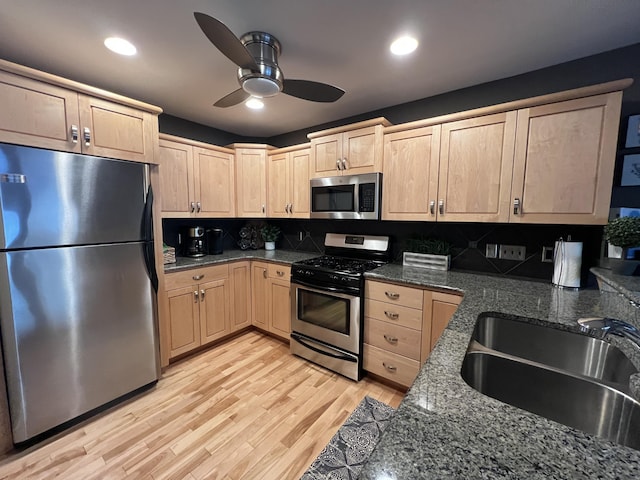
left=158, top=114, right=263, bottom=146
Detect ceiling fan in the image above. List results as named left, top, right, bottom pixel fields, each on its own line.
left=194, top=12, right=345, bottom=108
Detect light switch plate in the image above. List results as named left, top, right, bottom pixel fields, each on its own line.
left=485, top=244, right=499, bottom=258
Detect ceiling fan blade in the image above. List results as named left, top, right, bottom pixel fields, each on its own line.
left=282, top=79, right=345, bottom=102
left=214, top=88, right=250, bottom=108
left=194, top=12, right=259, bottom=71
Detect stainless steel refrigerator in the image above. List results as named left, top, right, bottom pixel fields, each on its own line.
left=0, top=142, right=160, bottom=444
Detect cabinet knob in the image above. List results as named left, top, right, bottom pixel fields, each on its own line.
left=385, top=291, right=400, bottom=300
left=71, top=125, right=79, bottom=144
left=383, top=334, right=398, bottom=344
left=382, top=362, right=397, bottom=372
left=384, top=310, right=399, bottom=320
left=83, top=127, right=91, bottom=147
left=513, top=198, right=521, bottom=215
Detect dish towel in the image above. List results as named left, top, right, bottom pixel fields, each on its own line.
left=300, top=396, right=395, bottom=480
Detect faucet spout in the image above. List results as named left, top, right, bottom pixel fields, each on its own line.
left=578, top=317, right=640, bottom=348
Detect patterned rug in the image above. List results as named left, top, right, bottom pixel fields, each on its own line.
left=301, top=396, right=395, bottom=480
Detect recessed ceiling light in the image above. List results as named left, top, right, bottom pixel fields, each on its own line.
left=390, top=36, right=418, bottom=56
left=104, top=37, right=137, bottom=56
left=245, top=97, right=264, bottom=110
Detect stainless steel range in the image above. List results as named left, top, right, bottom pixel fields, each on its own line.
left=290, top=233, right=391, bottom=380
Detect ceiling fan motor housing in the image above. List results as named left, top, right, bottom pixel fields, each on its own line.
left=238, top=32, right=283, bottom=97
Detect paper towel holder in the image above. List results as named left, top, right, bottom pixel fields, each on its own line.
left=552, top=237, right=583, bottom=290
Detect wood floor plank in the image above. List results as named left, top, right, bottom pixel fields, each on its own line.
left=0, top=331, right=403, bottom=479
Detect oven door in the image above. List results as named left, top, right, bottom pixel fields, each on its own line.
left=290, top=281, right=361, bottom=354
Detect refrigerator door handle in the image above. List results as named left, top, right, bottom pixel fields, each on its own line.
left=143, top=185, right=159, bottom=293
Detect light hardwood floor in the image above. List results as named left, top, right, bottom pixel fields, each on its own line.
left=0, top=331, right=404, bottom=479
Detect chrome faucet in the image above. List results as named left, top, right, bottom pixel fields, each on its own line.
left=578, top=317, right=640, bottom=347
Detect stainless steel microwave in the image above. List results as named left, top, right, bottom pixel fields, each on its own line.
left=310, top=172, right=382, bottom=220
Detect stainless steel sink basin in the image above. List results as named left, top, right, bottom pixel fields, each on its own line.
left=461, top=350, right=640, bottom=450
left=461, top=313, right=640, bottom=450
left=471, top=314, right=638, bottom=387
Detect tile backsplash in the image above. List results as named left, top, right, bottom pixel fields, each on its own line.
left=163, top=218, right=604, bottom=284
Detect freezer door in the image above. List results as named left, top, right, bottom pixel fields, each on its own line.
left=0, top=242, right=159, bottom=443
left=0, top=143, right=147, bottom=249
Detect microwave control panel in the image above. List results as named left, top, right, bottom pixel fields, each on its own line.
left=359, top=183, right=376, bottom=212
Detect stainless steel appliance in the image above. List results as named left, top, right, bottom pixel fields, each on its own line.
left=183, top=226, right=206, bottom=257
left=0, top=142, right=159, bottom=444
left=207, top=228, right=224, bottom=255
left=310, top=172, right=382, bottom=220
left=290, top=233, right=390, bottom=380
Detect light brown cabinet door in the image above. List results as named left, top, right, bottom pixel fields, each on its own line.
left=251, top=262, right=269, bottom=329
left=382, top=125, right=441, bottom=221
left=236, top=147, right=267, bottom=217
left=230, top=261, right=251, bottom=331
left=167, top=286, right=200, bottom=358
left=269, top=278, right=291, bottom=340
left=342, top=126, right=382, bottom=175
left=267, top=152, right=289, bottom=217
left=437, top=112, right=516, bottom=222
left=0, top=70, right=81, bottom=152
left=290, top=148, right=310, bottom=217
left=194, top=146, right=235, bottom=217
left=511, top=92, right=622, bottom=224
left=158, top=139, right=195, bottom=217
left=199, top=279, right=230, bottom=345
left=78, top=95, right=153, bottom=163
left=310, top=133, right=342, bottom=177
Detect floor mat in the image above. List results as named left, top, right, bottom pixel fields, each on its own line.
left=300, top=395, right=395, bottom=479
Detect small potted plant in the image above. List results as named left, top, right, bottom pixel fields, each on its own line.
left=403, top=236, right=453, bottom=270
left=604, top=216, right=640, bottom=275
left=260, top=224, right=281, bottom=251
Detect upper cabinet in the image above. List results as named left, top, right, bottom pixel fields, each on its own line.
left=268, top=144, right=311, bottom=218
left=158, top=134, right=235, bottom=218
left=382, top=80, right=629, bottom=225
left=308, top=118, right=390, bottom=177
left=233, top=144, right=270, bottom=217
left=0, top=60, right=161, bottom=163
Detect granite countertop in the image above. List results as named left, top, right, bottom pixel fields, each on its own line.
left=163, top=249, right=319, bottom=272
left=359, top=265, right=640, bottom=479
left=591, top=267, right=640, bottom=305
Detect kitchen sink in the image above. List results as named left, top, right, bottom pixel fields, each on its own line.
left=471, top=314, right=638, bottom=387
left=461, top=350, right=640, bottom=450
left=461, top=313, right=640, bottom=451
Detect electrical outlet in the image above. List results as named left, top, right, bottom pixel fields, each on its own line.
left=499, top=244, right=526, bottom=261
left=485, top=244, right=499, bottom=258
left=468, top=240, right=478, bottom=249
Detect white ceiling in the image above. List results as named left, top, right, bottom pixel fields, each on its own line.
left=1, top=1, right=640, bottom=138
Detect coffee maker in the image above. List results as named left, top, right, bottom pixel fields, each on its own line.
left=181, top=226, right=206, bottom=257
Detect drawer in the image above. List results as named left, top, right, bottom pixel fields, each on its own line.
left=363, top=344, right=420, bottom=388
left=165, top=264, right=229, bottom=290
left=268, top=263, right=290, bottom=280
left=365, top=298, right=423, bottom=331
left=365, top=281, right=423, bottom=309
left=364, top=317, right=421, bottom=361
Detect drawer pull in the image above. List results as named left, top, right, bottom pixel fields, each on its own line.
left=192, top=274, right=204, bottom=281
left=383, top=335, right=398, bottom=344
left=384, top=311, right=399, bottom=320
left=382, top=362, right=397, bottom=372
left=276, top=270, right=285, bottom=277
left=385, top=291, right=400, bottom=300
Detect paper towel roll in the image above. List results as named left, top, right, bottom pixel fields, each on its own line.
left=552, top=240, right=582, bottom=288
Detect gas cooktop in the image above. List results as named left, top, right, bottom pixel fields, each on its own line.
left=294, top=255, right=386, bottom=276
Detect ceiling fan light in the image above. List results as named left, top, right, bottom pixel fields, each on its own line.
left=390, top=36, right=418, bottom=56
left=245, top=97, right=264, bottom=110
left=104, top=37, right=137, bottom=56
left=242, top=77, right=280, bottom=97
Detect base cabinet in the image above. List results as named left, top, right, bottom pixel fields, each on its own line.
left=230, top=261, right=252, bottom=331
left=364, top=280, right=462, bottom=387
left=251, top=262, right=291, bottom=341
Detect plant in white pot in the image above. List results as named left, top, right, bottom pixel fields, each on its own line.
left=260, top=224, right=281, bottom=251
left=604, top=216, right=640, bottom=275
left=403, top=236, right=453, bottom=270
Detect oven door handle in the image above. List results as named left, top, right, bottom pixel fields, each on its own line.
left=291, top=279, right=359, bottom=297
left=291, top=333, right=358, bottom=362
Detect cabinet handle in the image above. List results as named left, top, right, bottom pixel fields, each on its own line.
left=342, top=158, right=347, bottom=170
left=196, top=201, right=201, bottom=213
left=382, top=362, right=397, bottom=372
left=336, top=159, right=341, bottom=171
left=190, top=202, right=196, bottom=213
left=276, top=270, right=285, bottom=277
left=385, top=291, right=400, bottom=300
left=194, top=291, right=199, bottom=303
left=383, top=334, right=398, bottom=344
left=263, top=269, right=267, bottom=279
left=429, top=200, right=435, bottom=215
left=71, top=125, right=79, bottom=144
left=83, top=127, right=91, bottom=147
left=289, top=204, right=293, bottom=213
left=262, top=204, right=265, bottom=214
left=285, top=203, right=290, bottom=214
left=438, top=199, right=444, bottom=215
left=384, top=310, right=399, bottom=320
left=200, top=289, right=205, bottom=301
left=513, top=198, right=521, bottom=215
left=192, top=274, right=204, bottom=281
